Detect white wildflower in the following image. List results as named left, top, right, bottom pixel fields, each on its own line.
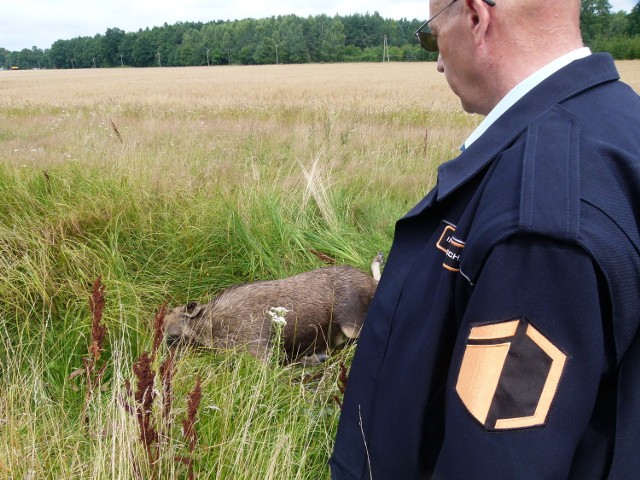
left=267, top=306, right=289, bottom=326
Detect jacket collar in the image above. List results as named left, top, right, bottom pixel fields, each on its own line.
left=433, top=53, right=620, bottom=203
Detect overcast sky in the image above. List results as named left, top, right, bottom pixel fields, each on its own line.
left=1, top=0, right=637, bottom=52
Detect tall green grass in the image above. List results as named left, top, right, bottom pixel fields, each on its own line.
left=0, top=64, right=476, bottom=479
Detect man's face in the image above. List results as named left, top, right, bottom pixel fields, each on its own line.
left=430, top=0, right=485, bottom=114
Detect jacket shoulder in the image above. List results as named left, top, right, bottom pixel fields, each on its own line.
left=460, top=105, right=583, bottom=283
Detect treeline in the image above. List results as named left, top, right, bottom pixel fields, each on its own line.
left=583, top=0, right=640, bottom=58
left=2, top=1, right=640, bottom=70
left=1, top=13, right=434, bottom=70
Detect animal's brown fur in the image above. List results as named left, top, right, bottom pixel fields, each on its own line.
left=165, top=255, right=382, bottom=364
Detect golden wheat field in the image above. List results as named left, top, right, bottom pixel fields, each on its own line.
left=2, top=60, right=638, bottom=188
left=1, top=63, right=494, bottom=206
left=2, top=60, right=638, bottom=186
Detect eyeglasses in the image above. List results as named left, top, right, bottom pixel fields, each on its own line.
left=415, top=0, right=496, bottom=52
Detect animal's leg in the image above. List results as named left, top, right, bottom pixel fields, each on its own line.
left=370, top=252, right=385, bottom=282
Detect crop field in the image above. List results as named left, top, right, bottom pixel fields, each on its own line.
left=1, top=60, right=638, bottom=479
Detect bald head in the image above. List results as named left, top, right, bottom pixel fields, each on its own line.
left=430, top=0, right=584, bottom=114
left=492, top=0, right=582, bottom=47
left=484, top=0, right=583, bottom=101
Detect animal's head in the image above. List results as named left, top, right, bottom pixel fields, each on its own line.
left=164, top=301, right=210, bottom=347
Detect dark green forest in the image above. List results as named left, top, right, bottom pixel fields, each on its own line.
left=2, top=0, right=640, bottom=69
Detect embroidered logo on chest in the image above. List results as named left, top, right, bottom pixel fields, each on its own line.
left=455, top=317, right=567, bottom=431
left=436, top=221, right=465, bottom=272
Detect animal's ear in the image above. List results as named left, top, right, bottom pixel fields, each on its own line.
left=185, top=302, right=203, bottom=318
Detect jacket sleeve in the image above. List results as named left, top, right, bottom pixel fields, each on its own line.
left=433, top=234, right=611, bottom=479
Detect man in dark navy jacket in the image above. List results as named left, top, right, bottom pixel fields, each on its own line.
left=331, top=0, right=640, bottom=478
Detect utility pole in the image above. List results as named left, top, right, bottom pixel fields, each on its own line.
left=383, top=35, right=390, bottom=62
left=275, top=44, right=279, bottom=65
left=120, top=54, right=124, bottom=67
left=206, top=48, right=210, bottom=66
left=157, top=51, right=162, bottom=67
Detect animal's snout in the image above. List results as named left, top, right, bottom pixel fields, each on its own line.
left=299, top=352, right=329, bottom=365
left=314, top=353, right=328, bottom=363
left=164, top=312, right=187, bottom=347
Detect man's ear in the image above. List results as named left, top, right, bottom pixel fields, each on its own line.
left=464, top=0, right=493, bottom=48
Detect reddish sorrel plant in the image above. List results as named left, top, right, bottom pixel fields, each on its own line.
left=70, top=277, right=108, bottom=425
left=121, top=304, right=202, bottom=479
left=159, top=344, right=177, bottom=435
left=132, top=351, right=159, bottom=467
left=178, top=376, right=203, bottom=480
left=120, top=304, right=167, bottom=475
left=333, top=361, right=349, bottom=409
left=152, top=303, right=177, bottom=437
left=151, top=303, right=176, bottom=432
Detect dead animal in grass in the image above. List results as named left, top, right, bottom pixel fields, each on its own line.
left=165, top=253, right=384, bottom=364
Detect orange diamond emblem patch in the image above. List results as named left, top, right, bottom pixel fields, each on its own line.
left=456, top=318, right=567, bottom=431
